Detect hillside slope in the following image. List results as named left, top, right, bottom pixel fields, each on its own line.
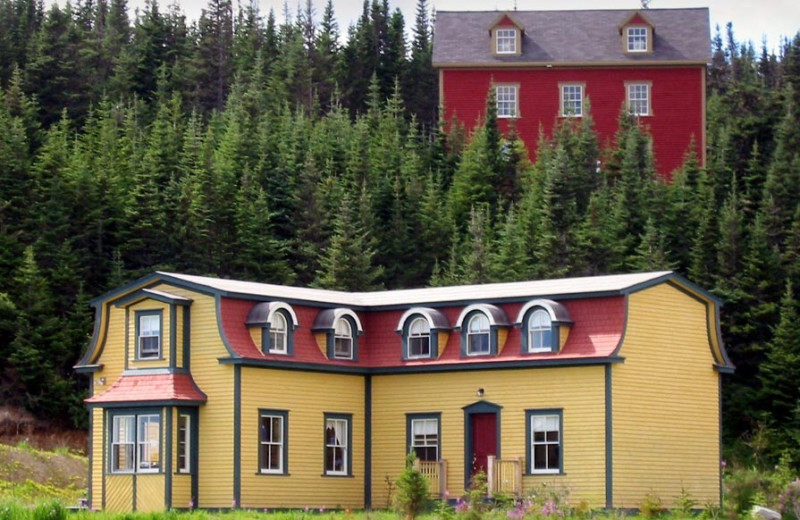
left=0, top=442, right=87, bottom=505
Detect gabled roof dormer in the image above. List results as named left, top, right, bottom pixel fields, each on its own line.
left=619, top=10, right=655, bottom=54
left=489, top=12, right=524, bottom=56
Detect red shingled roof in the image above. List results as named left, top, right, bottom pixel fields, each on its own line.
left=85, top=373, right=207, bottom=405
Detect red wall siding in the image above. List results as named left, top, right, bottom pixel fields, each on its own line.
left=441, top=66, right=705, bottom=179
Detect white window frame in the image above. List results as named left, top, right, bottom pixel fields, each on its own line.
left=111, top=415, right=135, bottom=473
left=627, top=82, right=651, bottom=116
left=269, top=311, right=288, bottom=354
left=528, top=309, right=553, bottom=353
left=627, top=26, right=648, bottom=52
left=495, top=28, right=517, bottom=54
left=410, top=417, right=439, bottom=462
left=560, top=84, right=584, bottom=117
left=530, top=413, right=561, bottom=474
left=466, top=313, right=491, bottom=356
left=325, top=417, right=349, bottom=476
left=495, top=85, right=518, bottom=119
left=259, top=413, right=285, bottom=474
left=137, top=312, right=161, bottom=360
left=408, top=318, right=431, bottom=359
left=333, top=318, right=353, bottom=359
left=137, top=414, right=161, bottom=472
left=177, top=413, right=190, bottom=473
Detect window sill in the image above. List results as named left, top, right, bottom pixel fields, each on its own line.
left=321, top=473, right=354, bottom=478
left=526, top=470, right=565, bottom=476
left=256, top=471, right=290, bottom=476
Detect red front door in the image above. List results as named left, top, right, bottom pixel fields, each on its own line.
left=471, top=412, right=497, bottom=476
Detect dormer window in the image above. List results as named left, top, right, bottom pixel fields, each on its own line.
left=467, top=313, right=491, bottom=355
left=620, top=11, right=654, bottom=54
left=312, top=308, right=363, bottom=361
left=516, top=299, right=573, bottom=354
left=496, top=28, right=517, bottom=54
left=456, top=304, right=511, bottom=357
left=627, top=26, right=648, bottom=52
left=396, top=307, right=450, bottom=360
left=334, top=318, right=354, bottom=359
left=246, top=302, right=299, bottom=356
left=489, top=12, right=523, bottom=57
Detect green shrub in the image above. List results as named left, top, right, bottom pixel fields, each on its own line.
left=31, top=500, right=66, bottom=520
left=639, top=491, right=665, bottom=518
left=393, top=454, right=430, bottom=520
left=779, top=479, right=800, bottom=520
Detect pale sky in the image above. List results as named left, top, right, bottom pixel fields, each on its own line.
left=53, top=0, right=799, bottom=53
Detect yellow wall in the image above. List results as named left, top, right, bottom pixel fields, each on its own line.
left=89, top=407, right=104, bottom=510
left=136, top=474, right=166, bottom=512
left=105, top=475, right=133, bottom=512
left=239, top=368, right=365, bottom=509
left=371, top=367, right=607, bottom=509
left=612, top=284, right=720, bottom=508
left=154, top=286, right=235, bottom=509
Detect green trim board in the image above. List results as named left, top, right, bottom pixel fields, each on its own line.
left=219, top=356, right=624, bottom=375
left=605, top=364, right=613, bottom=508
left=233, top=365, right=241, bottom=507
left=364, top=376, right=372, bottom=509
left=170, top=306, right=177, bottom=369
left=165, top=407, right=173, bottom=509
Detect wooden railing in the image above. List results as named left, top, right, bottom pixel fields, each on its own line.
left=414, top=459, right=448, bottom=498
left=487, top=456, right=522, bottom=497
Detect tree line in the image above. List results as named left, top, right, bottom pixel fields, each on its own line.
left=1, top=0, right=800, bottom=468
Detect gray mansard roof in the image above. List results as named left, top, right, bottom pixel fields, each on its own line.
left=432, top=8, right=711, bottom=67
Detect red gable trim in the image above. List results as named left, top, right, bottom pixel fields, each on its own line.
left=85, top=373, right=207, bottom=405
left=489, top=11, right=524, bottom=32
left=619, top=10, right=655, bottom=30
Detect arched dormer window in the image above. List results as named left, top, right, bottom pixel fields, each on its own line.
left=396, top=307, right=450, bottom=360
left=515, top=299, right=573, bottom=354
left=312, top=308, right=363, bottom=361
left=334, top=317, right=353, bottom=359
left=246, top=302, right=299, bottom=355
left=455, top=304, right=511, bottom=357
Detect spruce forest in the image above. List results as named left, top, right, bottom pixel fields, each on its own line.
left=1, top=0, right=800, bottom=467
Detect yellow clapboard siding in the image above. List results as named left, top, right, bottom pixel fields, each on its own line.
left=157, top=287, right=235, bottom=509
left=238, top=368, right=365, bottom=509
left=172, top=474, right=193, bottom=509
left=105, top=475, right=133, bottom=512
left=371, top=367, right=606, bottom=509
left=137, top=474, right=166, bottom=512
left=612, top=283, right=720, bottom=508
left=90, top=408, right=104, bottom=509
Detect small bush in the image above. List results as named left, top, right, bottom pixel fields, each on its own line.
left=639, top=491, right=665, bottom=518
left=393, top=454, right=430, bottom=520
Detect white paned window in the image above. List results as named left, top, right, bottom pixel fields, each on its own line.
left=528, top=309, right=553, bottom=352
left=260, top=413, right=285, bottom=473
left=325, top=417, right=349, bottom=475
left=627, top=83, right=651, bottom=116
left=496, top=28, right=517, bottom=54
left=411, top=418, right=439, bottom=461
left=269, top=311, right=288, bottom=354
left=333, top=318, right=353, bottom=359
left=627, top=26, right=648, bottom=52
left=467, top=313, right=490, bottom=355
left=111, top=415, right=135, bottom=472
left=408, top=318, right=431, bottom=358
left=561, top=84, right=583, bottom=117
left=495, top=85, right=518, bottom=118
left=138, top=313, right=160, bottom=359
left=531, top=414, right=560, bottom=474
left=137, top=414, right=161, bottom=472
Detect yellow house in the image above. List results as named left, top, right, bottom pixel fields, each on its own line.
left=75, top=271, right=732, bottom=512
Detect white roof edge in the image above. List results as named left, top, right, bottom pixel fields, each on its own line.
left=157, top=271, right=673, bottom=307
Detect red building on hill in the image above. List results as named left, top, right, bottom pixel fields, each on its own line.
left=432, top=8, right=711, bottom=179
